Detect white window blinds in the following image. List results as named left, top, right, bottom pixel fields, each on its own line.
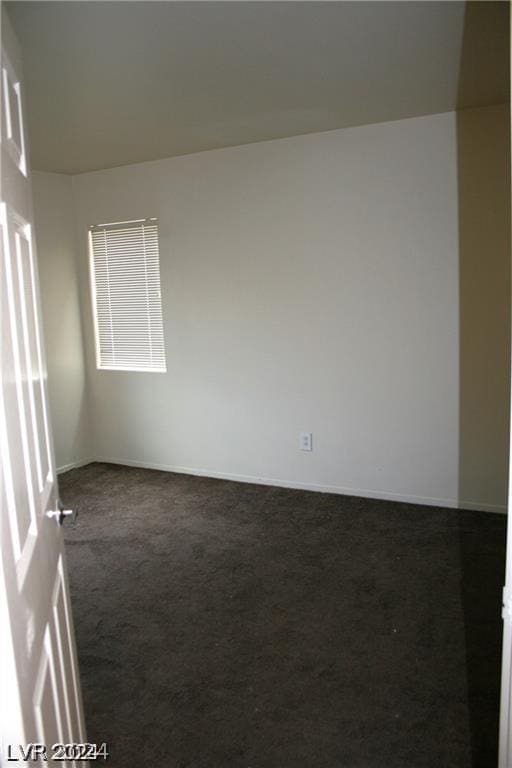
left=89, top=218, right=166, bottom=372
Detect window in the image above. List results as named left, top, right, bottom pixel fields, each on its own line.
left=89, top=218, right=166, bottom=372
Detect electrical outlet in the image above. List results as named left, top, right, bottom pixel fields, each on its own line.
left=300, top=432, right=312, bottom=451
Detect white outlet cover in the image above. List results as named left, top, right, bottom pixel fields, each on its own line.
left=300, top=432, right=312, bottom=451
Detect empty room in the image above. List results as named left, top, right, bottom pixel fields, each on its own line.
left=1, top=1, right=511, bottom=766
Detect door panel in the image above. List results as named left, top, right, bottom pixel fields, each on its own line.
left=2, top=53, right=27, bottom=175
left=0, top=9, right=87, bottom=764
left=34, top=634, right=63, bottom=750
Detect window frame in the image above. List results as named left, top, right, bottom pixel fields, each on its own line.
left=88, top=217, right=167, bottom=373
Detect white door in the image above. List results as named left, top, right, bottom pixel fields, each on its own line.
left=500, top=552, right=512, bottom=766
left=0, top=10, right=87, bottom=766
left=500, top=384, right=512, bottom=762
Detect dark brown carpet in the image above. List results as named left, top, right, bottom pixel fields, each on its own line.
left=59, top=462, right=506, bottom=767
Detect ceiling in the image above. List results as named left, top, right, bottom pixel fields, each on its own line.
left=7, top=1, right=509, bottom=175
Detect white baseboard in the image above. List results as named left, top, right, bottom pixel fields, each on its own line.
left=57, top=457, right=94, bottom=475
left=93, top=456, right=507, bottom=514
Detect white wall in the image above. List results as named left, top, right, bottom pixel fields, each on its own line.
left=66, top=105, right=509, bottom=511
left=32, top=172, right=91, bottom=472
left=456, top=105, right=511, bottom=513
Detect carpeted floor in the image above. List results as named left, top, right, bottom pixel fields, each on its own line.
left=59, top=462, right=506, bottom=768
